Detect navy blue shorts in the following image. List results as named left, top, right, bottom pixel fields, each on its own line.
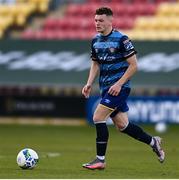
left=100, top=87, right=131, bottom=118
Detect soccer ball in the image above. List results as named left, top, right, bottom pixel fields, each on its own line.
left=16, top=148, right=39, bottom=169
left=155, top=122, right=167, bottom=133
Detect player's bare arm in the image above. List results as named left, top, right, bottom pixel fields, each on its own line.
left=108, top=54, right=138, bottom=96
left=82, top=61, right=99, bottom=98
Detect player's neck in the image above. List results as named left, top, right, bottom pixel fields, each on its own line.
left=101, top=27, right=113, bottom=36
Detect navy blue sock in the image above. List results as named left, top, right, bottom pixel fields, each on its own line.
left=95, top=122, right=109, bottom=156
left=121, top=122, right=152, bottom=145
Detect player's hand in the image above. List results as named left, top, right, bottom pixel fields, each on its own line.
left=82, top=84, right=92, bottom=98
left=108, top=83, right=122, bottom=96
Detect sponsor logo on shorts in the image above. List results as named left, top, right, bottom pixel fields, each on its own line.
left=104, top=99, right=110, bottom=103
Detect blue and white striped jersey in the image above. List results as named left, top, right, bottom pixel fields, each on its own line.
left=91, top=29, right=137, bottom=94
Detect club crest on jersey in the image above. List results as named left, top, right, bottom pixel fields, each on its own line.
left=123, top=39, right=134, bottom=50
left=109, top=47, right=115, bottom=53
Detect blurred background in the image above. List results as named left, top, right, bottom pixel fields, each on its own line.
left=0, top=0, right=179, bottom=133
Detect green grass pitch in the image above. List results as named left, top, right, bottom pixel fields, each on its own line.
left=0, top=123, right=178, bottom=178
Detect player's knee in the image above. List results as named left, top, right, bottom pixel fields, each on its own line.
left=93, top=114, right=102, bottom=123
left=116, top=124, right=125, bottom=131
left=116, top=121, right=128, bottom=131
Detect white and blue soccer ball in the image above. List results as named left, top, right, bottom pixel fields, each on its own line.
left=155, top=122, right=167, bottom=133
left=16, top=148, right=39, bottom=169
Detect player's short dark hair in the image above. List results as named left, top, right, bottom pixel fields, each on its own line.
left=95, top=7, right=113, bottom=16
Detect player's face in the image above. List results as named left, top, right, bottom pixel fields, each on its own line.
left=94, top=14, right=112, bottom=35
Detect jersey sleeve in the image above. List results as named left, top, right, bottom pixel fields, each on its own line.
left=90, top=39, right=98, bottom=61
left=120, top=35, right=137, bottom=59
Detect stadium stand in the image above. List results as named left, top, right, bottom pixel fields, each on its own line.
left=0, top=0, right=50, bottom=38
left=132, top=2, right=179, bottom=40
left=20, top=0, right=179, bottom=40
left=0, top=0, right=179, bottom=40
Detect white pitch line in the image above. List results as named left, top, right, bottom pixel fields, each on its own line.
left=40, top=152, right=61, bottom=158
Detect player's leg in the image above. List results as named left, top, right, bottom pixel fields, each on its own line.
left=82, top=104, right=114, bottom=170
left=112, top=112, right=152, bottom=144
left=93, top=104, right=113, bottom=161
left=111, top=112, right=165, bottom=163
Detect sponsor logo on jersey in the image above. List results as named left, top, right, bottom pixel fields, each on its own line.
left=95, top=48, right=99, bottom=53
left=123, top=39, right=134, bottom=51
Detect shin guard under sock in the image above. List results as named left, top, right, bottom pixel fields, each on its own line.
left=121, top=122, right=152, bottom=145
left=95, top=122, right=109, bottom=156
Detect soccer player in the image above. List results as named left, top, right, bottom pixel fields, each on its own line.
left=82, top=7, right=165, bottom=170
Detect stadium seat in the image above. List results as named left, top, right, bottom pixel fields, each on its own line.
left=0, top=0, right=50, bottom=38
left=21, top=29, right=35, bottom=39
left=157, top=2, right=179, bottom=16
left=0, top=16, right=13, bottom=37
left=133, top=3, right=157, bottom=15
left=19, top=0, right=179, bottom=40
left=113, top=17, right=134, bottom=29
left=28, top=0, right=50, bottom=13
left=66, top=4, right=81, bottom=16
left=43, top=18, right=58, bottom=30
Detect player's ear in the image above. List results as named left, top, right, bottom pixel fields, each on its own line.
left=108, top=15, right=113, bottom=23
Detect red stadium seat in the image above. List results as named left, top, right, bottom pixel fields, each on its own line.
left=111, top=0, right=132, bottom=3
left=66, top=4, right=79, bottom=16
left=33, top=30, right=45, bottom=39
left=21, top=29, right=34, bottom=39
left=132, top=0, right=151, bottom=3
left=113, top=17, right=134, bottom=29
left=43, top=18, right=58, bottom=30
left=133, top=3, right=157, bottom=15
left=80, top=5, right=92, bottom=16
left=80, top=17, right=94, bottom=30
left=112, top=4, right=130, bottom=17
